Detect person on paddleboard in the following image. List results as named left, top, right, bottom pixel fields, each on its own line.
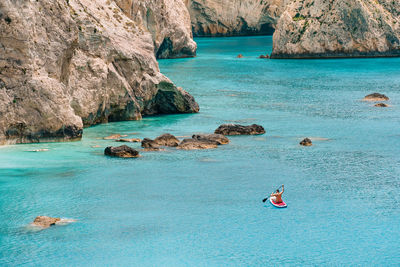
left=270, top=184, right=284, bottom=204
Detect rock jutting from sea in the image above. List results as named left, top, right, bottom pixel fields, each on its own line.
left=0, top=0, right=199, bottom=145
left=270, top=0, right=400, bottom=58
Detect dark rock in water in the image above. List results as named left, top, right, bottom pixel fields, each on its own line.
left=104, top=145, right=139, bottom=158
left=192, top=134, right=229, bottom=145
left=363, top=93, right=389, bottom=101
left=32, top=216, right=61, bottom=228
left=374, top=103, right=389, bottom=107
left=237, top=54, right=243, bottom=58
left=141, top=133, right=179, bottom=148
left=214, top=124, right=265, bottom=135
left=154, top=133, right=179, bottom=147
left=177, top=138, right=218, bottom=150
left=141, top=138, right=159, bottom=149
left=259, top=54, right=269, bottom=59
left=300, top=138, right=312, bottom=146
left=116, top=138, right=141, bottom=143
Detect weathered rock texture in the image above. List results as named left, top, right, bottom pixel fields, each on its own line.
left=104, top=145, right=140, bottom=158
left=214, top=124, right=266, bottom=135
left=186, top=0, right=284, bottom=36
left=363, top=93, right=389, bottom=101
left=115, top=0, right=197, bottom=58
left=32, top=216, right=61, bottom=228
left=141, top=133, right=179, bottom=148
left=271, top=0, right=400, bottom=58
left=192, top=134, right=229, bottom=145
left=0, top=0, right=199, bottom=145
left=177, top=138, right=218, bottom=150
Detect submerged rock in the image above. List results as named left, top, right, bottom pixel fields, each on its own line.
left=300, top=138, right=312, bottom=146
left=363, top=93, right=389, bottom=102
left=192, top=134, right=229, bottom=145
left=104, top=145, right=139, bottom=158
left=104, top=134, right=128, bottom=140
left=177, top=138, right=218, bottom=150
left=116, top=138, right=141, bottom=143
left=214, top=124, right=265, bottom=135
left=32, top=216, right=61, bottom=228
left=374, top=103, right=389, bottom=108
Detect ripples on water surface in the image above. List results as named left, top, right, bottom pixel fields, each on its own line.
left=1, top=36, right=400, bottom=266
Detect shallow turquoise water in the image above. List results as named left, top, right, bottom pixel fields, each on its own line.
left=1, top=36, right=400, bottom=266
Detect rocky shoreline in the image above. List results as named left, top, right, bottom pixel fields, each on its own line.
left=1, top=0, right=399, bottom=145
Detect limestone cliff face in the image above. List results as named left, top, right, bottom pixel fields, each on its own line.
left=271, top=0, right=400, bottom=58
left=115, top=0, right=197, bottom=58
left=187, top=0, right=285, bottom=36
left=0, top=0, right=199, bottom=145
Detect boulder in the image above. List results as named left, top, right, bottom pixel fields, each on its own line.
left=104, top=134, right=128, bottom=140
left=141, top=138, right=160, bottom=149
left=116, top=138, right=141, bottom=143
left=192, top=134, right=229, bottom=145
left=214, top=124, right=265, bottom=135
left=259, top=54, right=270, bottom=59
left=104, top=145, right=139, bottom=158
left=154, top=134, right=180, bottom=147
left=300, top=138, right=312, bottom=146
left=32, top=216, right=61, bottom=228
left=363, top=93, right=389, bottom=102
left=177, top=138, right=218, bottom=150
left=374, top=103, right=389, bottom=107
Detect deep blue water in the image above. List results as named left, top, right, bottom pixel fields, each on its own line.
left=1, top=36, right=400, bottom=266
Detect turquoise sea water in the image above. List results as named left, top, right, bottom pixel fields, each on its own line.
left=1, top=36, right=400, bottom=266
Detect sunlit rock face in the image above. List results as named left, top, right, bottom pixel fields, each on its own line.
left=114, top=0, right=197, bottom=58
left=0, top=0, right=198, bottom=145
left=271, top=0, right=400, bottom=58
left=186, top=0, right=285, bottom=36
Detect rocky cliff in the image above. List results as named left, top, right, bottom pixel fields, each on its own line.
left=115, top=0, right=196, bottom=58
left=0, top=0, right=199, bottom=145
left=187, top=0, right=285, bottom=36
left=271, top=0, right=400, bottom=58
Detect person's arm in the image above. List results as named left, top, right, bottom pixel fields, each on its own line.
left=281, top=185, right=284, bottom=194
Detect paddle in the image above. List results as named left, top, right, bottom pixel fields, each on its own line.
left=262, top=185, right=282, bottom=203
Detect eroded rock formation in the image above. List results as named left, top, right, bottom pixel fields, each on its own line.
left=0, top=0, right=199, bottom=145
left=271, top=0, right=400, bottom=58
left=115, top=0, right=197, bottom=58
left=186, top=0, right=284, bottom=36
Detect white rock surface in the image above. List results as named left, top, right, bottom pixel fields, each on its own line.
left=271, top=0, right=400, bottom=58
left=0, top=0, right=199, bottom=145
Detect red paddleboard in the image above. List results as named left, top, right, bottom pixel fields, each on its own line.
left=269, top=198, right=287, bottom=208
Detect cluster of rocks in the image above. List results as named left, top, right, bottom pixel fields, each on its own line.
left=104, top=124, right=265, bottom=158
left=362, top=93, right=390, bottom=107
